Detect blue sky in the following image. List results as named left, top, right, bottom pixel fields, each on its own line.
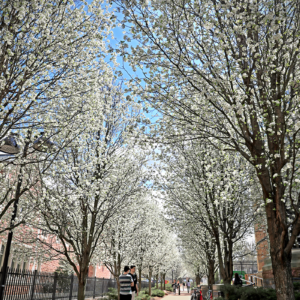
left=108, top=4, right=161, bottom=125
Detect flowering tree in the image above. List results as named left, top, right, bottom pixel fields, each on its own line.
left=158, top=141, right=255, bottom=284
left=30, top=85, right=147, bottom=300
left=113, top=0, right=300, bottom=297
left=0, top=0, right=115, bottom=233
left=178, top=221, right=217, bottom=286
left=102, top=195, right=179, bottom=296
left=101, top=197, right=148, bottom=299
left=0, top=0, right=113, bottom=139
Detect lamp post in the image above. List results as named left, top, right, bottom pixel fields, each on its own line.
left=0, top=133, right=56, bottom=300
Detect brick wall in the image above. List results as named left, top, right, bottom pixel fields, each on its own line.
left=254, top=224, right=269, bottom=272
left=88, top=264, right=111, bottom=278
left=0, top=226, right=111, bottom=279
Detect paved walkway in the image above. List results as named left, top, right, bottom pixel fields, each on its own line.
left=164, top=289, right=191, bottom=300
left=165, top=294, right=190, bottom=300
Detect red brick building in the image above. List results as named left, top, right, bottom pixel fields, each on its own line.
left=0, top=228, right=111, bottom=278
left=254, top=223, right=269, bottom=275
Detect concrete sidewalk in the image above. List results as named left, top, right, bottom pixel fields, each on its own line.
left=164, top=295, right=190, bottom=300
left=164, top=289, right=191, bottom=300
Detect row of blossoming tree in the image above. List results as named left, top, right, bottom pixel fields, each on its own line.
left=0, top=1, right=180, bottom=300
left=110, top=0, right=300, bottom=299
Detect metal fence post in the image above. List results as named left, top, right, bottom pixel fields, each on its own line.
left=102, top=277, right=104, bottom=297
left=69, top=274, right=74, bottom=300
left=52, top=272, right=58, bottom=300
left=93, top=277, right=96, bottom=298
left=30, top=270, right=37, bottom=300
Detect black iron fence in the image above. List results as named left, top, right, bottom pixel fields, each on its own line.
left=232, top=260, right=258, bottom=275
left=0, top=268, right=154, bottom=300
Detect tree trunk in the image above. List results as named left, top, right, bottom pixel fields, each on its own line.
left=208, top=260, right=215, bottom=286
left=160, top=273, right=163, bottom=290
left=196, top=273, right=200, bottom=285
left=266, top=202, right=295, bottom=300
left=138, top=266, right=142, bottom=291
left=257, top=171, right=296, bottom=300
left=163, top=274, right=166, bottom=290
left=156, top=274, right=158, bottom=289
left=149, top=267, right=152, bottom=296
left=116, top=278, right=121, bottom=300
left=77, top=278, right=86, bottom=300
left=215, top=238, right=231, bottom=284
left=271, top=252, right=294, bottom=300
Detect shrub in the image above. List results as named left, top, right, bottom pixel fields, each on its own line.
left=136, top=291, right=151, bottom=300
left=148, top=288, right=165, bottom=297
left=240, top=288, right=276, bottom=300
left=165, top=284, right=173, bottom=292
left=152, top=289, right=165, bottom=297
left=220, top=285, right=277, bottom=300
left=295, top=292, right=300, bottom=300
left=106, top=288, right=118, bottom=300
left=220, top=285, right=243, bottom=300
left=294, top=282, right=300, bottom=291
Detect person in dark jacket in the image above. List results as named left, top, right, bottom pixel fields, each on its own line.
left=233, top=273, right=242, bottom=286
left=172, top=279, right=177, bottom=294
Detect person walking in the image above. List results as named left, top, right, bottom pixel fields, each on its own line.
left=129, top=266, right=139, bottom=300
left=186, top=279, right=191, bottom=294
left=177, top=280, right=180, bottom=295
left=172, top=279, right=177, bottom=294
left=199, top=286, right=203, bottom=300
left=119, top=266, right=134, bottom=300
left=233, top=273, right=243, bottom=287
left=182, top=281, right=185, bottom=291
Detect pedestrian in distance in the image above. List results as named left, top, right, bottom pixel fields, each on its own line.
left=182, top=281, right=185, bottom=291
left=186, top=278, right=191, bottom=294
left=233, top=273, right=243, bottom=287
left=119, top=266, right=134, bottom=300
left=129, top=266, right=139, bottom=300
left=172, top=279, right=177, bottom=294
left=199, top=286, right=203, bottom=300
left=177, top=280, right=180, bottom=295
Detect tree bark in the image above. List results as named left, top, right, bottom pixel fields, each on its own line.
left=215, top=237, right=232, bottom=284
left=156, top=274, right=158, bottom=289
left=138, top=266, right=142, bottom=291
left=116, top=278, right=121, bottom=300
left=160, top=273, right=163, bottom=290
left=271, top=254, right=294, bottom=300
left=208, top=260, right=215, bottom=286
left=163, top=274, right=166, bottom=290
left=266, top=197, right=295, bottom=300
left=196, top=273, right=200, bottom=285
left=149, top=267, right=152, bottom=296
left=77, top=278, right=86, bottom=300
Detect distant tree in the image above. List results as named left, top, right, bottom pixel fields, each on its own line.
left=159, top=141, right=255, bottom=284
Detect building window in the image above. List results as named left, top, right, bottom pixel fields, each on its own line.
left=10, top=258, right=15, bottom=270
left=16, top=262, right=21, bottom=272
left=0, top=244, right=5, bottom=267
left=41, top=230, right=48, bottom=238
left=37, top=261, right=41, bottom=272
